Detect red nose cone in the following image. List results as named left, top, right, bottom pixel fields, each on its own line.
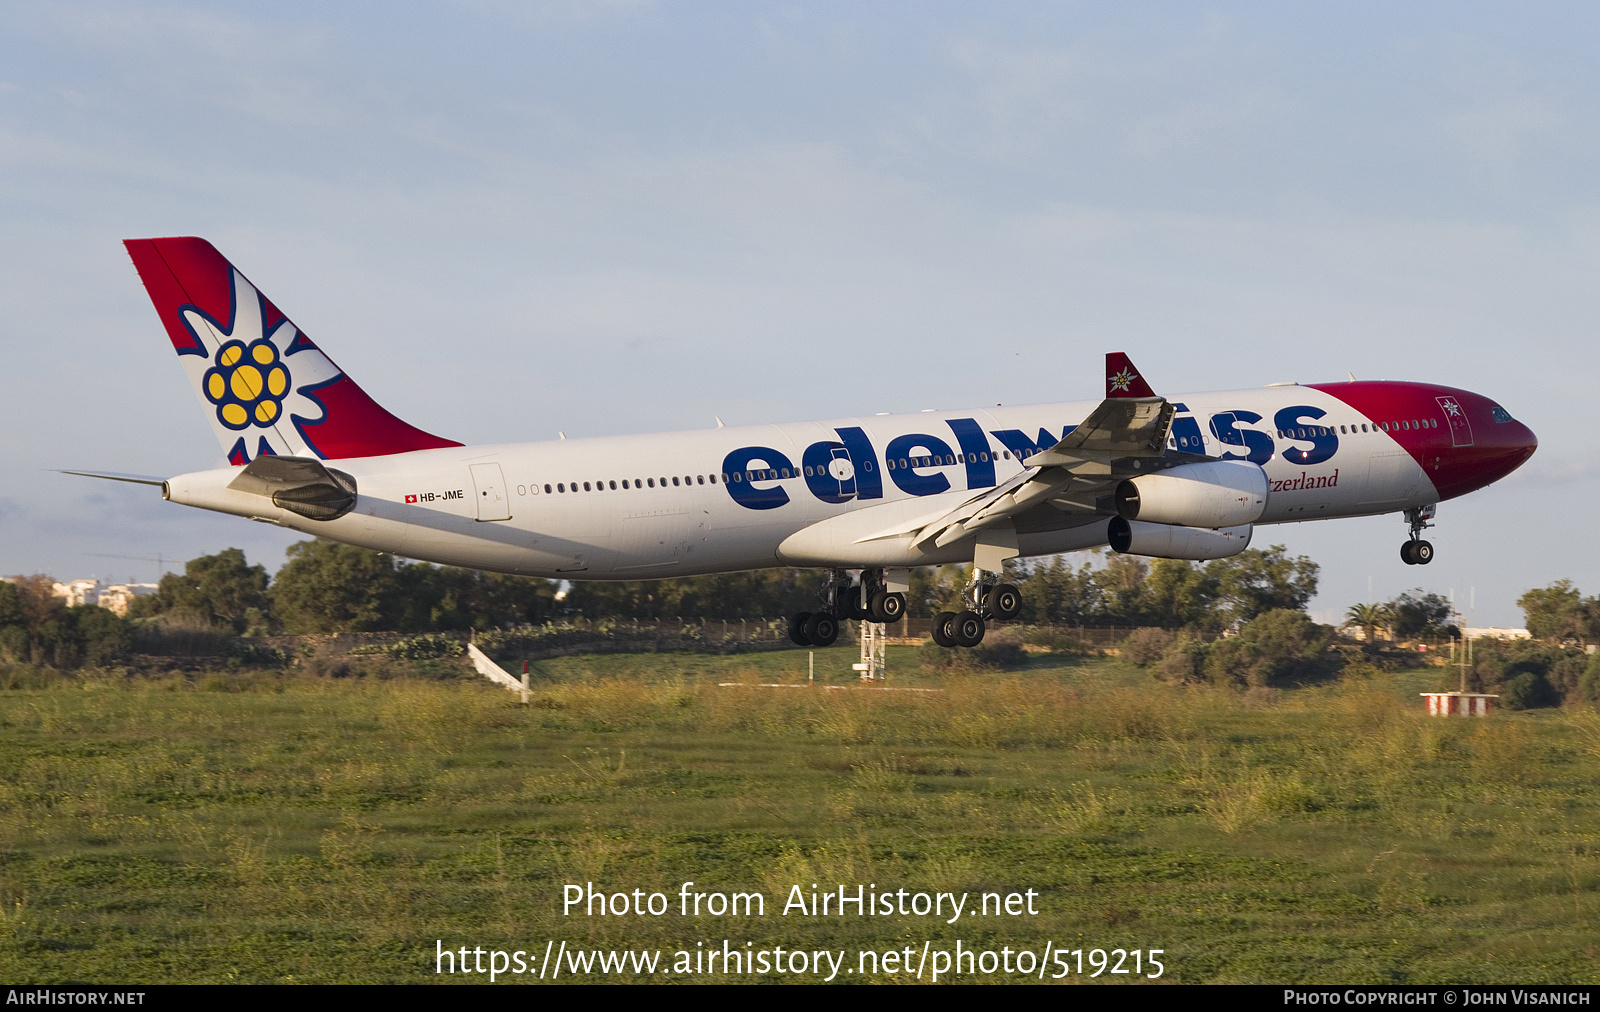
left=1308, top=381, right=1536, bottom=502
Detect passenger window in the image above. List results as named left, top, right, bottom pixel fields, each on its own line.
left=607, top=480, right=615, bottom=490
left=661, top=476, right=669, bottom=485
left=672, top=476, right=680, bottom=486
left=543, top=484, right=552, bottom=494
left=557, top=483, right=565, bottom=493
left=731, top=472, right=741, bottom=482
left=647, top=478, right=655, bottom=487
left=583, top=482, right=591, bottom=491
left=622, top=480, right=629, bottom=489
left=980, top=452, right=989, bottom=462
left=697, top=475, right=705, bottom=485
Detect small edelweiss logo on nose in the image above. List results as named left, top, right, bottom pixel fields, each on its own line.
left=202, top=338, right=290, bottom=429
left=1109, top=367, right=1137, bottom=392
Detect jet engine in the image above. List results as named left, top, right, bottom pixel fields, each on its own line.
left=1108, top=516, right=1253, bottom=560
left=1114, top=459, right=1268, bottom=528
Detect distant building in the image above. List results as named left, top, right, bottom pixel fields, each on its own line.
left=1464, top=627, right=1530, bottom=640
left=51, top=579, right=101, bottom=607
left=96, top=584, right=159, bottom=617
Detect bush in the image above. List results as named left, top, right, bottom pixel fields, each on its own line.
left=1582, top=652, right=1600, bottom=708
left=1501, top=671, right=1559, bottom=710
left=1203, top=609, right=1335, bottom=688
left=972, top=629, right=1028, bottom=670
left=348, top=633, right=465, bottom=660
left=1155, top=637, right=1208, bottom=684
left=1019, top=626, right=1086, bottom=654
left=919, top=629, right=1027, bottom=672
left=1121, top=627, right=1175, bottom=666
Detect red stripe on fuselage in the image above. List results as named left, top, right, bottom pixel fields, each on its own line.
left=1308, top=380, right=1536, bottom=501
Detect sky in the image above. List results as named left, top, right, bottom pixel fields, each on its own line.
left=2, top=1, right=1597, bottom=627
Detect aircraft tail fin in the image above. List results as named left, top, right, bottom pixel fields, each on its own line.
left=123, top=237, right=462, bottom=464
left=1105, top=352, right=1157, bottom=399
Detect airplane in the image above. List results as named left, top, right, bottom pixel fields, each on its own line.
left=69, top=236, right=1539, bottom=649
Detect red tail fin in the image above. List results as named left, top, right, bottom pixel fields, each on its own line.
left=1105, top=352, right=1157, bottom=399
left=124, top=237, right=461, bottom=463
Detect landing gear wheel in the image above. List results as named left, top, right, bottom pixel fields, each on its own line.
left=788, top=612, right=813, bottom=646
left=931, top=611, right=958, bottom=648
left=869, top=591, right=907, bottom=623
left=953, top=610, right=986, bottom=648
left=804, top=612, right=840, bottom=647
left=985, top=583, right=1022, bottom=622
left=1401, top=541, right=1418, bottom=565
left=1412, top=540, right=1433, bottom=565
left=841, top=586, right=870, bottom=620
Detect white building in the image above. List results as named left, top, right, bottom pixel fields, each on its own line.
left=51, top=579, right=101, bottom=607
left=96, top=584, right=159, bottom=617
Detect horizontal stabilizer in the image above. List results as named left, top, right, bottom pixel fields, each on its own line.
left=226, top=454, right=358, bottom=521
left=58, top=469, right=166, bottom=486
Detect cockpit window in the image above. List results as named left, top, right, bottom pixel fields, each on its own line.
left=1491, top=406, right=1514, bottom=423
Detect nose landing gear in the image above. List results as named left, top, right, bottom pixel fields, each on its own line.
left=1401, top=505, right=1436, bottom=566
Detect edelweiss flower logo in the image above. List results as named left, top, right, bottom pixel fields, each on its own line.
left=1440, top=398, right=1462, bottom=417
left=177, top=269, right=345, bottom=459
left=1109, top=367, right=1137, bottom=393
left=203, top=338, right=290, bottom=429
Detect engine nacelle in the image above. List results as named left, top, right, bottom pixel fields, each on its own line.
left=1115, top=459, right=1269, bottom=528
left=1108, top=517, right=1253, bottom=560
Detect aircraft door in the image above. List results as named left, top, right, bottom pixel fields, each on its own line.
left=829, top=446, right=857, bottom=497
left=469, top=462, right=512, bottom=521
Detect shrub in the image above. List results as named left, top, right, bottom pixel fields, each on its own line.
left=972, top=629, right=1028, bottom=670
left=1155, top=637, right=1208, bottom=684
left=1121, top=627, right=1175, bottom=666
left=1582, top=651, right=1600, bottom=708
left=1501, top=671, right=1559, bottom=710
left=1203, top=609, right=1335, bottom=688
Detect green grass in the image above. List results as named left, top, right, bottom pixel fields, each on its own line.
left=0, top=650, right=1597, bottom=984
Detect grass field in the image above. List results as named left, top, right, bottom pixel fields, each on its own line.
left=0, top=647, right=1597, bottom=984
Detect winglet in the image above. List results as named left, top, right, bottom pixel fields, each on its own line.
left=1105, top=352, right=1157, bottom=399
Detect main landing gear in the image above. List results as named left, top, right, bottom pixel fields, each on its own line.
left=1400, top=505, right=1436, bottom=566
left=787, top=569, right=908, bottom=647
left=930, top=569, right=1022, bottom=650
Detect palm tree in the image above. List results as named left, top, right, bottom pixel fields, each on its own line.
left=1344, top=602, right=1392, bottom=643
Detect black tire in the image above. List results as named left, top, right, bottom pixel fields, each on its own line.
left=871, top=591, right=907, bottom=623
left=953, top=610, right=986, bottom=648
left=1400, top=541, right=1417, bottom=565
left=931, top=611, right=958, bottom=648
left=805, top=612, right=840, bottom=646
left=986, top=583, right=1022, bottom=621
left=788, top=612, right=813, bottom=646
left=841, top=586, right=869, bottom=620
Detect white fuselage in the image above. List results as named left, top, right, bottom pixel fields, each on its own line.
left=165, top=385, right=1431, bottom=579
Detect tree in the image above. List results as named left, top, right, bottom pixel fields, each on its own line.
left=1015, top=555, right=1102, bottom=625
left=1385, top=590, right=1453, bottom=640
left=147, top=548, right=271, bottom=633
left=1142, top=558, right=1221, bottom=630
left=1519, top=581, right=1586, bottom=643
left=269, top=540, right=404, bottom=634
left=1206, top=546, right=1319, bottom=626
left=1343, top=602, right=1391, bottom=643
left=1203, top=609, right=1335, bottom=688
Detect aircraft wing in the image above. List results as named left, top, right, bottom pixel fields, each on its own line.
left=909, top=352, right=1200, bottom=551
